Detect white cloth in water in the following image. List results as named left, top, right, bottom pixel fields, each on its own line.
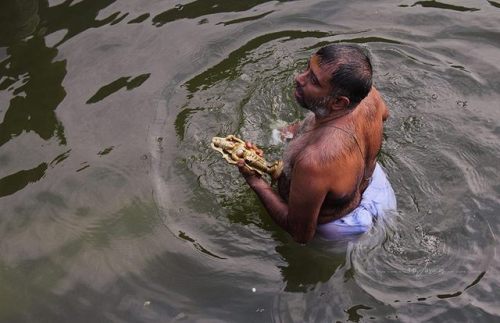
left=316, top=163, right=397, bottom=240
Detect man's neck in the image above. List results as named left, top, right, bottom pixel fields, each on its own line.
left=313, top=107, right=353, bottom=125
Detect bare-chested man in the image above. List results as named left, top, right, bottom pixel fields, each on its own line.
left=238, top=44, right=396, bottom=243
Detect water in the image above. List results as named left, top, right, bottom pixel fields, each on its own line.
left=1, top=0, right=499, bottom=322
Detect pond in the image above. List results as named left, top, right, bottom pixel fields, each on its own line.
left=1, top=0, right=499, bottom=322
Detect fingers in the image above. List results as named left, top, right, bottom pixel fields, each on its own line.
left=245, top=141, right=255, bottom=150
left=237, top=159, right=255, bottom=178
left=237, top=159, right=249, bottom=173
left=245, top=141, right=264, bottom=157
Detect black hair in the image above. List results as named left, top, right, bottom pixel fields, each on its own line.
left=315, top=44, right=373, bottom=108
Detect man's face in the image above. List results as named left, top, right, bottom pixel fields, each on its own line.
left=294, top=54, right=334, bottom=116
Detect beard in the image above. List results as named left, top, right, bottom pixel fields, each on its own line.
left=295, top=87, right=331, bottom=118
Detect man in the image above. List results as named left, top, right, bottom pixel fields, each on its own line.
left=237, top=44, right=396, bottom=243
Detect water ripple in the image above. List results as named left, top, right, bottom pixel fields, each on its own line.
left=217, top=10, right=274, bottom=26
left=410, top=1, right=480, bottom=12
left=39, top=0, right=117, bottom=46
left=152, top=0, right=283, bottom=27
left=86, top=73, right=150, bottom=104
left=350, top=210, right=495, bottom=304
left=184, top=30, right=332, bottom=93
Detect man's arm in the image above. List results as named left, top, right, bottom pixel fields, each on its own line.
left=239, top=158, right=328, bottom=243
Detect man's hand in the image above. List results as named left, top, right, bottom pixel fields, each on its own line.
left=244, top=141, right=263, bottom=157
left=279, top=123, right=300, bottom=141
left=236, top=141, right=264, bottom=185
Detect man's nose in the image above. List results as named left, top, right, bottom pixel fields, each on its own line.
left=295, top=71, right=306, bottom=86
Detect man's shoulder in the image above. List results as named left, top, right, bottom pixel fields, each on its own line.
left=356, top=87, right=388, bottom=122
left=295, top=132, right=357, bottom=169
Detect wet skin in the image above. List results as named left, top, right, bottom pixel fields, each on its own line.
left=239, top=54, right=389, bottom=243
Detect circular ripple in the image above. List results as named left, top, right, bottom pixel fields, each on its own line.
left=150, top=31, right=328, bottom=253
left=350, top=209, right=495, bottom=303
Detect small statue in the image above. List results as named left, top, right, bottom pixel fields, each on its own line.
left=211, top=135, right=283, bottom=181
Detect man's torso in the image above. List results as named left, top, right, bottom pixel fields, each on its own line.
left=278, top=88, right=387, bottom=223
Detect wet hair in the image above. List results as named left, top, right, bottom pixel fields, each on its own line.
left=315, top=44, right=373, bottom=108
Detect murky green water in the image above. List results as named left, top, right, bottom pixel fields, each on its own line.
left=1, top=0, right=500, bottom=322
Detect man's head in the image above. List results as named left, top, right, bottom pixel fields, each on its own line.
left=294, top=44, right=372, bottom=116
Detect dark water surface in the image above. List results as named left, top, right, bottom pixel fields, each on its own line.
left=1, top=0, right=500, bottom=322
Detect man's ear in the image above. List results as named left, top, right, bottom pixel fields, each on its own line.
left=334, top=96, right=350, bottom=109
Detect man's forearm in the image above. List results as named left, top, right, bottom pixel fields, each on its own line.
left=246, top=177, right=289, bottom=231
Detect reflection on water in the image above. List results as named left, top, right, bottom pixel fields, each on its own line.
left=152, top=0, right=288, bottom=27
left=1, top=0, right=500, bottom=322
left=86, top=73, right=150, bottom=104
left=276, top=241, right=346, bottom=292
left=38, top=0, right=117, bottom=46
left=409, top=1, right=479, bottom=12
left=0, top=35, right=66, bottom=147
left=0, top=162, right=47, bottom=197
left=218, top=10, right=275, bottom=26
left=0, top=1, right=39, bottom=46
left=128, top=13, right=150, bottom=24
left=0, top=1, right=68, bottom=197
left=184, top=30, right=330, bottom=94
